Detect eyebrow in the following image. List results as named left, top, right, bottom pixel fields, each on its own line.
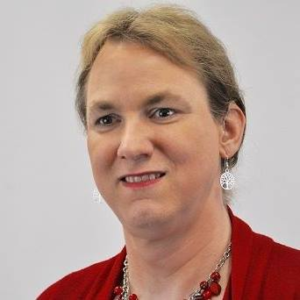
left=88, top=91, right=186, bottom=113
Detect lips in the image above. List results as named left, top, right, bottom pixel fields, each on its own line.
left=120, top=171, right=166, bottom=189
left=119, top=171, right=166, bottom=182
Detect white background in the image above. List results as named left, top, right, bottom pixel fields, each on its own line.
left=1, top=1, right=299, bottom=299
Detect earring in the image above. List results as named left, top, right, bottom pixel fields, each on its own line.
left=92, top=188, right=103, bottom=203
left=220, top=157, right=235, bottom=190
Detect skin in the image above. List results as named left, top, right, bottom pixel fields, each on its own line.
left=86, top=40, right=246, bottom=299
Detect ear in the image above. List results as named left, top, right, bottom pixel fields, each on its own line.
left=219, top=102, right=246, bottom=159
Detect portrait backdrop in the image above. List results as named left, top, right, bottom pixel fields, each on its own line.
left=1, top=0, right=299, bottom=299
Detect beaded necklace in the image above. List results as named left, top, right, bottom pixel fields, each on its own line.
left=114, top=243, right=231, bottom=300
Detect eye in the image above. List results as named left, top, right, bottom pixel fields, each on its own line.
left=95, top=114, right=120, bottom=127
left=150, top=108, right=176, bottom=119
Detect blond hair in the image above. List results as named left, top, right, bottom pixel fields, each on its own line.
left=76, top=4, right=246, bottom=169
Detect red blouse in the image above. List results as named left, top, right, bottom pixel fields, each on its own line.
left=37, top=208, right=300, bottom=299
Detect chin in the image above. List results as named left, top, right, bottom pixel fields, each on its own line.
left=124, top=204, right=174, bottom=235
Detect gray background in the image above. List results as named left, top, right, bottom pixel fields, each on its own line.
left=1, top=0, right=299, bottom=299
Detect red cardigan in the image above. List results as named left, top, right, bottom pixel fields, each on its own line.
left=37, top=209, right=300, bottom=299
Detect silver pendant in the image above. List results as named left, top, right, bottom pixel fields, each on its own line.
left=92, top=188, right=103, bottom=203
left=220, top=159, right=235, bottom=190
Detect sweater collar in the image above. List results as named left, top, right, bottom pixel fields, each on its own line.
left=227, top=206, right=254, bottom=300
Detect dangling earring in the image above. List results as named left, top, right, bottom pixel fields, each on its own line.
left=92, top=188, right=103, bottom=203
left=220, top=157, right=235, bottom=190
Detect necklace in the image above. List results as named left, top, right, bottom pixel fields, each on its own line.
left=113, top=243, right=231, bottom=300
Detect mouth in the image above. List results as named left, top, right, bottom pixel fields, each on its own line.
left=119, top=171, right=166, bottom=188
left=120, top=172, right=166, bottom=182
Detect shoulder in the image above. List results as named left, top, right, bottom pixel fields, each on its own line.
left=229, top=209, right=300, bottom=298
left=251, top=230, right=300, bottom=296
left=270, top=239, right=300, bottom=263
left=37, top=249, right=125, bottom=299
left=252, top=230, right=300, bottom=269
left=266, top=238, right=300, bottom=279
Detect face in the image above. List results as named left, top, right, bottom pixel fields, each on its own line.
left=86, top=41, right=223, bottom=237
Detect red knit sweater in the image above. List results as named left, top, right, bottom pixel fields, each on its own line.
left=37, top=209, right=300, bottom=299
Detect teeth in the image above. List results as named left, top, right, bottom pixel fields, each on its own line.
left=124, top=173, right=163, bottom=183
left=149, top=174, right=156, bottom=180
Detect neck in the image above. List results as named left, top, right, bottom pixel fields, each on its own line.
left=123, top=200, right=231, bottom=300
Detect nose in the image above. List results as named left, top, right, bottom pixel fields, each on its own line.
left=117, top=121, right=154, bottom=161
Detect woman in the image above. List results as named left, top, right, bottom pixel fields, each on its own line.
left=38, top=5, right=300, bottom=300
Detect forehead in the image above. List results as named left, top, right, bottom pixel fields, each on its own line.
left=86, top=40, right=208, bottom=109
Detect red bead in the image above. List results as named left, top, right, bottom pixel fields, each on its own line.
left=114, top=286, right=123, bottom=295
left=210, top=271, right=221, bottom=282
left=129, top=294, right=138, bottom=300
left=200, top=280, right=208, bottom=290
left=209, top=282, right=222, bottom=295
left=202, top=289, right=212, bottom=299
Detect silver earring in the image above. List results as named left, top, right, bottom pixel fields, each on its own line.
left=220, top=158, right=235, bottom=190
left=92, top=188, right=103, bottom=203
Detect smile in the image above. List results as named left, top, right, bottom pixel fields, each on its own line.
left=121, top=172, right=166, bottom=189
left=124, top=172, right=163, bottom=183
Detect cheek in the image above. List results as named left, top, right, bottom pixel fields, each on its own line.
left=168, top=123, right=219, bottom=161
left=87, top=135, right=116, bottom=181
left=165, top=123, right=221, bottom=180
